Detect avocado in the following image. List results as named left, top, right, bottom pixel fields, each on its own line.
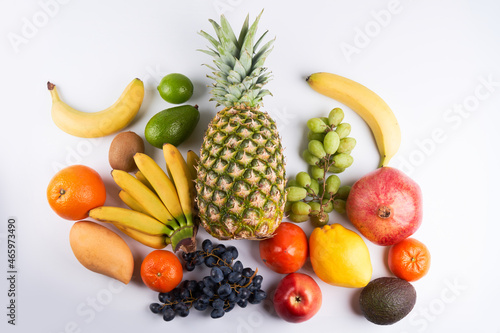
left=359, top=277, right=416, bottom=325
left=145, top=105, right=200, bottom=148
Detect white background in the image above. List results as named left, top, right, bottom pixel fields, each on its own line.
left=1, top=0, right=499, bottom=332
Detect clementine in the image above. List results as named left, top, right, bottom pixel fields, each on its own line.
left=141, top=250, right=183, bottom=293
left=47, top=165, right=106, bottom=220
left=388, top=238, right=431, bottom=282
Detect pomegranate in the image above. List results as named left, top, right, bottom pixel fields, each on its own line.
left=346, top=167, right=423, bottom=246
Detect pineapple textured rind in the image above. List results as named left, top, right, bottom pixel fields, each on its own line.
left=196, top=107, right=286, bottom=240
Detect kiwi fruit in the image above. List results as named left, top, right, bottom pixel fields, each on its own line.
left=108, top=131, right=144, bottom=171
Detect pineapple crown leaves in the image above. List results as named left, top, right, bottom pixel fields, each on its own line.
left=198, top=10, right=275, bottom=108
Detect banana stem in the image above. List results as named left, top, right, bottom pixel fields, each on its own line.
left=47, top=82, right=61, bottom=102
left=170, top=224, right=197, bottom=253
left=378, top=155, right=389, bottom=168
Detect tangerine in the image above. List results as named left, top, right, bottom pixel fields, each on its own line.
left=388, top=238, right=431, bottom=282
left=140, top=250, right=183, bottom=293
left=47, top=165, right=106, bottom=220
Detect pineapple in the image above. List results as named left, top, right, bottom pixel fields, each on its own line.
left=196, top=12, right=286, bottom=240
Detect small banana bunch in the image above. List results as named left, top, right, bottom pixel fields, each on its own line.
left=89, top=144, right=200, bottom=252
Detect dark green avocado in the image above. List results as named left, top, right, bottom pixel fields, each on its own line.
left=359, top=277, right=416, bottom=325
left=145, top=105, right=200, bottom=148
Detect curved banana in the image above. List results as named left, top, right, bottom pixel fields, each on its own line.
left=163, top=144, right=195, bottom=226
left=135, top=171, right=156, bottom=193
left=114, top=224, right=169, bottom=249
left=118, top=190, right=150, bottom=216
left=89, top=206, right=172, bottom=236
left=186, top=150, right=200, bottom=182
left=111, top=169, right=173, bottom=224
left=306, top=72, right=401, bottom=168
left=48, top=78, right=144, bottom=138
left=133, top=153, right=187, bottom=226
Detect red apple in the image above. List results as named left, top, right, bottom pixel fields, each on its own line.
left=346, top=167, right=423, bottom=246
left=273, top=273, right=322, bottom=323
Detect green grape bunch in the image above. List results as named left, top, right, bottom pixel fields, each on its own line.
left=285, top=108, right=356, bottom=227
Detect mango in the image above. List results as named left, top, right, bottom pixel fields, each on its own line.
left=69, top=221, right=134, bottom=284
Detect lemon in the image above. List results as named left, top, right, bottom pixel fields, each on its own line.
left=157, top=73, right=194, bottom=104
left=145, top=105, right=200, bottom=148
left=309, top=223, right=372, bottom=288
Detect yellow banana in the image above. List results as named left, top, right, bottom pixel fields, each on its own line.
left=114, top=224, right=168, bottom=249
left=163, top=144, right=195, bottom=226
left=133, top=153, right=187, bottom=226
left=306, top=72, right=401, bottom=168
left=111, top=169, right=173, bottom=224
left=186, top=150, right=200, bottom=182
left=135, top=171, right=156, bottom=193
left=89, top=206, right=172, bottom=236
left=118, top=190, right=150, bottom=216
left=48, top=79, right=144, bottom=138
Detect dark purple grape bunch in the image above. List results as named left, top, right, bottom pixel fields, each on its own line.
left=150, top=239, right=267, bottom=320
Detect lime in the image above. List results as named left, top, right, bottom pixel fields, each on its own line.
left=157, top=73, right=194, bottom=104
left=145, top=105, right=200, bottom=148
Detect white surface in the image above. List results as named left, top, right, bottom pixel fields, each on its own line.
left=1, top=0, right=499, bottom=332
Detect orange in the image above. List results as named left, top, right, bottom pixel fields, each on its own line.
left=47, top=165, right=106, bottom=220
left=141, top=250, right=183, bottom=293
left=388, top=238, right=431, bottom=282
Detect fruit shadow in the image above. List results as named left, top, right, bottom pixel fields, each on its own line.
left=263, top=279, right=281, bottom=320
left=298, top=125, right=309, bottom=163
left=128, top=87, right=156, bottom=127
left=190, top=79, right=207, bottom=102
left=245, top=240, right=280, bottom=319
left=299, top=257, right=315, bottom=276
left=129, top=251, right=147, bottom=287
left=247, top=239, right=263, bottom=266
left=350, top=288, right=363, bottom=316
left=102, top=177, right=121, bottom=207
left=349, top=247, right=392, bottom=317
left=382, top=246, right=391, bottom=272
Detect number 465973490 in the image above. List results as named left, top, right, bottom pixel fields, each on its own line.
left=7, top=219, right=16, bottom=270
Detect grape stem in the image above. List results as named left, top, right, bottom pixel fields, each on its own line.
left=241, top=268, right=258, bottom=289
left=304, top=149, right=338, bottom=222
left=159, top=294, right=197, bottom=310
left=204, top=251, right=232, bottom=268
